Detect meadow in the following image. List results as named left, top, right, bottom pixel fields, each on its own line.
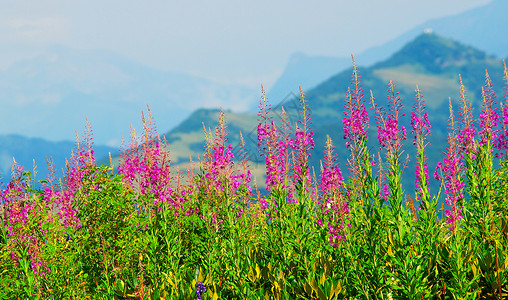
left=1, top=60, right=507, bottom=299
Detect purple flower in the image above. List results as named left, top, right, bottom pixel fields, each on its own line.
left=494, top=105, right=508, bottom=157
left=494, top=61, right=508, bottom=157
left=374, top=81, right=407, bottom=153
left=343, top=58, right=369, bottom=148
left=478, top=71, right=499, bottom=146
left=410, top=112, right=431, bottom=144
left=319, top=135, right=349, bottom=246
left=196, top=281, right=207, bottom=300
left=259, top=121, right=289, bottom=192
left=456, top=76, right=477, bottom=156
left=380, top=184, right=390, bottom=202
left=437, top=102, right=465, bottom=232
left=328, top=222, right=346, bottom=248
left=411, top=87, right=432, bottom=204
left=1, top=163, right=51, bottom=278
left=257, top=92, right=291, bottom=195
left=343, top=60, right=372, bottom=182
left=414, top=164, right=429, bottom=194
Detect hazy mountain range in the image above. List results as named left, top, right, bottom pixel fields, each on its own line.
left=0, top=45, right=256, bottom=147
left=0, top=134, right=116, bottom=182
left=0, top=47, right=254, bottom=178
left=266, top=0, right=507, bottom=107
left=1, top=0, right=507, bottom=182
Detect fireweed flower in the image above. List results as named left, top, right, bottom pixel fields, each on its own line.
left=343, top=58, right=368, bottom=148
left=118, top=109, right=193, bottom=216
left=257, top=87, right=291, bottom=196
left=478, top=71, right=499, bottom=147
left=380, top=184, right=389, bottom=202
left=260, top=124, right=290, bottom=193
left=290, top=87, right=315, bottom=196
left=202, top=112, right=252, bottom=198
left=319, top=135, right=350, bottom=247
left=464, top=71, right=500, bottom=213
left=199, top=108, right=253, bottom=227
left=372, top=81, right=407, bottom=215
left=437, top=99, right=465, bottom=232
left=342, top=106, right=369, bottom=146
left=494, top=103, right=508, bottom=157
left=57, top=123, right=97, bottom=229
left=456, top=76, right=476, bottom=157
left=343, top=58, right=379, bottom=207
left=328, top=222, right=345, bottom=248
left=494, top=61, right=508, bottom=158
left=411, top=86, right=431, bottom=202
left=1, top=163, right=51, bottom=278
left=374, top=81, right=407, bottom=153
left=414, top=165, right=429, bottom=194
left=343, top=59, right=369, bottom=156
left=319, top=136, right=344, bottom=207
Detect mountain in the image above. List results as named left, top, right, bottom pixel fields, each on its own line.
left=267, top=0, right=507, bottom=112
left=0, top=134, right=116, bottom=183
left=360, top=0, right=508, bottom=65
left=161, top=33, right=507, bottom=194
left=0, top=45, right=256, bottom=146
left=308, top=33, right=505, bottom=129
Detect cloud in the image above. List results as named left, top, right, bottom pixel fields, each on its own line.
left=3, top=16, right=69, bottom=44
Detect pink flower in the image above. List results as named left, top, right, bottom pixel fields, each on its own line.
left=436, top=104, right=465, bottom=232
left=257, top=90, right=290, bottom=194
left=478, top=72, right=499, bottom=146
left=380, top=184, right=389, bottom=202
left=290, top=88, right=315, bottom=192
left=343, top=60, right=369, bottom=149
left=374, top=81, right=407, bottom=153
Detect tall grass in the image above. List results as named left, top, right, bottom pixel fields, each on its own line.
left=1, top=60, right=507, bottom=299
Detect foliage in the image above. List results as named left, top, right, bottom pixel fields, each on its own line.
left=1, top=60, right=508, bottom=299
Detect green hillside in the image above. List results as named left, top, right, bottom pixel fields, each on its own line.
left=160, top=33, right=507, bottom=194
left=307, top=33, right=505, bottom=130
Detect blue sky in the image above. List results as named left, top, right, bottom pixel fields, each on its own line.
left=0, top=0, right=492, bottom=88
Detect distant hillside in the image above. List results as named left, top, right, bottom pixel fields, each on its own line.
left=164, top=108, right=258, bottom=164
left=359, top=0, right=508, bottom=68
left=0, top=134, right=116, bottom=183
left=308, top=33, right=505, bottom=129
left=162, top=33, right=507, bottom=195
left=268, top=0, right=507, bottom=110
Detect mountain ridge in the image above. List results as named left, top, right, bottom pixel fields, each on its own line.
left=268, top=0, right=507, bottom=109
left=0, top=134, right=116, bottom=182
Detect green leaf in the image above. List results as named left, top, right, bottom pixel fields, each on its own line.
left=248, top=267, right=257, bottom=283
left=320, top=271, right=326, bottom=286
left=304, top=281, right=312, bottom=295
left=387, top=245, right=394, bottom=256
left=310, top=277, right=318, bottom=293
left=115, top=279, right=126, bottom=296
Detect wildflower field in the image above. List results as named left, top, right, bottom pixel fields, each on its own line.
left=1, top=60, right=507, bottom=299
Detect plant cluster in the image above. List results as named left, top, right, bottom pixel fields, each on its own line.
left=1, top=60, right=507, bottom=299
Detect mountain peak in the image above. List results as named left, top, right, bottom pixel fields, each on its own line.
left=374, top=32, right=490, bottom=73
